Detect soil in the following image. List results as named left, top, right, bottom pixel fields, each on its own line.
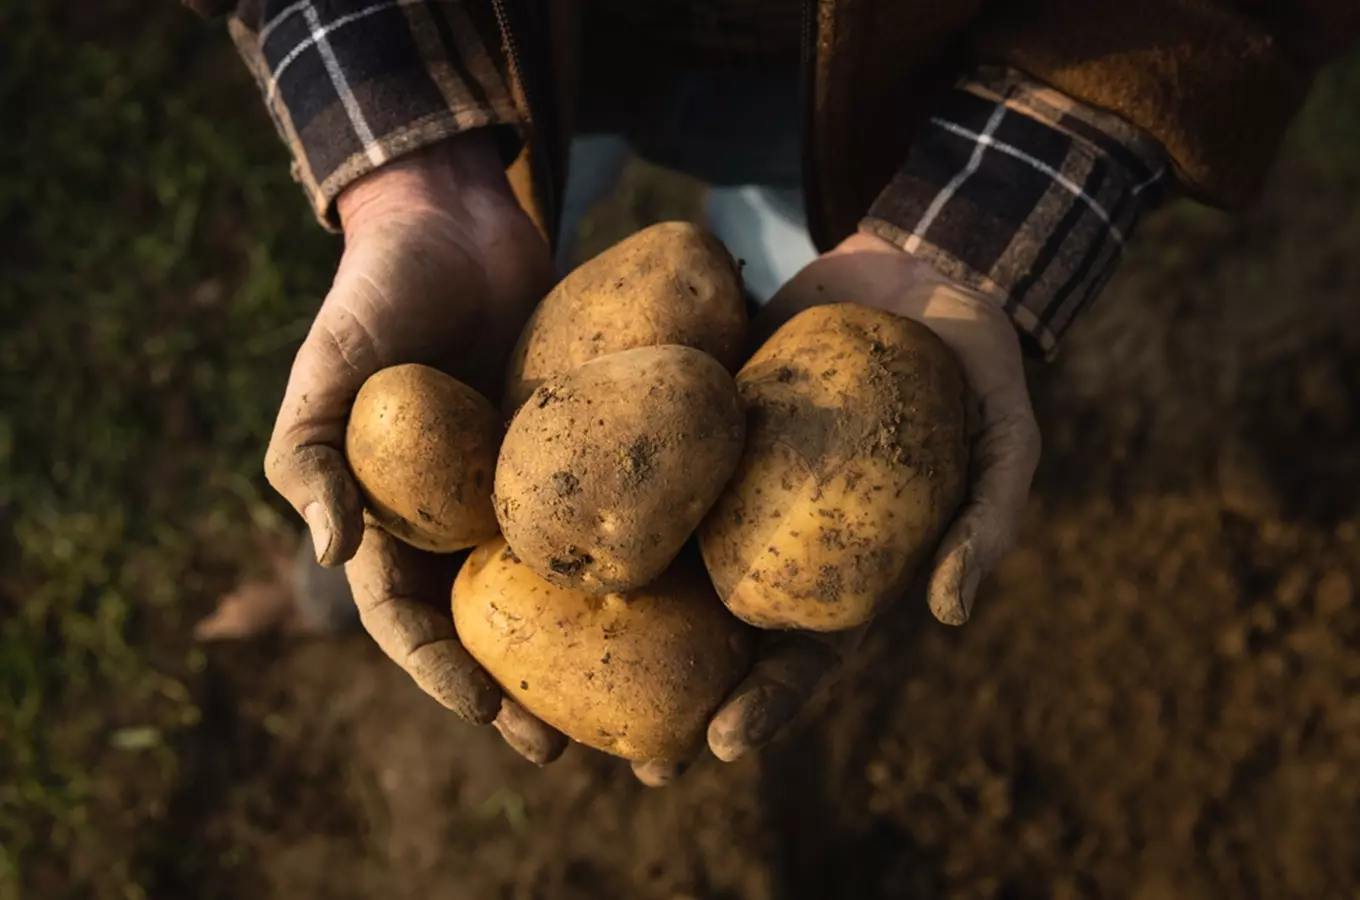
left=176, top=143, right=1360, bottom=897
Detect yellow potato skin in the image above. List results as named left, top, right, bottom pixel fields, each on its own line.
left=452, top=537, right=755, bottom=762
left=503, top=221, right=747, bottom=413
left=495, top=345, right=746, bottom=594
left=698, top=303, right=970, bottom=631
left=344, top=364, right=502, bottom=553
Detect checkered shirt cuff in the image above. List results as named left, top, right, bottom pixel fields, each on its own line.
left=228, top=0, right=520, bottom=231
left=862, top=66, right=1170, bottom=358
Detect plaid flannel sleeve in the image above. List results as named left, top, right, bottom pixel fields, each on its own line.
left=861, top=66, right=1171, bottom=358
left=224, top=0, right=520, bottom=230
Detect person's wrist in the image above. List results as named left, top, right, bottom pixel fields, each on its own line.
left=830, top=231, right=945, bottom=293
left=832, top=230, right=909, bottom=259
left=820, top=231, right=1019, bottom=348
left=336, top=131, right=523, bottom=239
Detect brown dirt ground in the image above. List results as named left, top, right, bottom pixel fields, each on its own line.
left=181, top=103, right=1360, bottom=900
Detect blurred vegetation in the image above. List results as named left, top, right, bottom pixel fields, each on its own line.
left=1289, top=52, right=1360, bottom=179
left=0, top=1, right=1357, bottom=897
left=0, top=3, right=335, bottom=896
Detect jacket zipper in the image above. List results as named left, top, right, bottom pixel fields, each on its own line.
left=491, top=0, right=559, bottom=246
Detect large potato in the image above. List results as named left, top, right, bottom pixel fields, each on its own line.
left=345, top=364, right=501, bottom=553
left=503, top=221, right=747, bottom=412
left=699, top=303, right=970, bottom=631
left=452, top=537, right=754, bottom=762
left=495, top=345, right=745, bottom=594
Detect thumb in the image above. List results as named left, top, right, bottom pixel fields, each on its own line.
left=928, top=393, right=1040, bottom=625
left=892, top=279, right=1040, bottom=625
left=264, top=293, right=382, bottom=567
left=265, top=441, right=364, bottom=568
left=707, top=628, right=865, bottom=762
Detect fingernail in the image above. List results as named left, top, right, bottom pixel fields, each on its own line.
left=302, top=502, right=331, bottom=564
left=949, top=543, right=975, bottom=624
left=722, top=687, right=799, bottom=760
left=632, top=759, right=689, bottom=787
left=929, top=545, right=971, bottom=626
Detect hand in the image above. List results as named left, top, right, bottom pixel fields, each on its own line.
left=264, top=134, right=565, bottom=754
left=757, top=231, right=1041, bottom=624
left=632, top=231, right=1041, bottom=782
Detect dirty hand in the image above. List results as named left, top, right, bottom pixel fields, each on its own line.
left=633, top=231, right=1040, bottom=781
left=264, top=134, right=564, bottom=755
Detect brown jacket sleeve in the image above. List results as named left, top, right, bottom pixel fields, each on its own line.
left=973, top=0, right=1360, bottom=207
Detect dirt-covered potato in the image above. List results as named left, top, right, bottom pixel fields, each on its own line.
left=344, top=364, right=502, bottom=553
left=699, top=303, right=970, bottom=631
left=452, top=537, right=754, bottom=762
left=503, top=221, right=747, bottom=413
left=495, top=345, right=745, bottom=594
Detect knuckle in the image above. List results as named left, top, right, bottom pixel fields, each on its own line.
left=991, top=515, right=1023, bottom=558
left=262, top=443, right=291, bottom=488
left=1013, top=414, right=1043, bottom=472
left=978, top=407, right=1042, bottom=471
left=316, top=294, right=385, bottom=382
left=960, top=497, right=1016, bottom=562
left=403, top=630, right=448, bottom=668
left=957, top=497, right=997, bottom=545
left=320, top=319, right=372, bottom=380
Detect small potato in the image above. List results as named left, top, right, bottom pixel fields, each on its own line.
left=503, top=221, right=747, bottom=413
left=345, top=364, right=502, bottom=553
left=495, top=345, right=745, bottom=594
left=699, top=303, right=970, bottom=631
left=453, top=537, right=754, bottom=762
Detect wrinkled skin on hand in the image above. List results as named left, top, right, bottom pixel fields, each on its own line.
left=267, top=137, right=553, bottom=569
left=661, top=230, right=1042, bottom=780
left=265, top=140, right=1037, bottom=783
left=263, top=135, right=565, bottom=755
left=758, top=232, right=1043, bottom=628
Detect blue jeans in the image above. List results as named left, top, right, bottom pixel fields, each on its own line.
left=556, top=67, right=819, bottom=306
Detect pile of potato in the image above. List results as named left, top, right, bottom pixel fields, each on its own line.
left=344, top=222, right=970, bottom=764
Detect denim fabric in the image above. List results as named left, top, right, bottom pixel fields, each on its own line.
left=560, top=66, right=818, bottom=304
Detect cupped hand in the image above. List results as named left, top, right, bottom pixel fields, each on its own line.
left=631, top=230, right=1041, bottom=783
left=754, top=231, right=1042, bottom=627
left=264, top=135, right=565, bottom=752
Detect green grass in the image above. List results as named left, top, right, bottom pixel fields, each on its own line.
left=1288, top=51, right=1360, bottom=179
left=0, top=4, right=335, bottom=896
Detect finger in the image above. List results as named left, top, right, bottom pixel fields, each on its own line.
left=347, top=523, right=501, bottom=723
left=928, top=387, right=1041, bottom=625
left=264, top=276, right=399, bottom=567
left=494, top=698, right=568, bottom=766
left=900, top=281, right=1040, bottom=625
left=630, top=759, right=689, bottom=788
left=192, top=581, right=294, bottom=642
left=707, top=628, right=865, bottom=763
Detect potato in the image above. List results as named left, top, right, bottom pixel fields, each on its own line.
left=344, top=364, right=501, bottom=553
left=495, top=345, right=745, bottom=594
left=503, top=221, right=747, bottom=412
left=452, top=537, right=754, bottom=762
left=698, top=303, right=970, bottom=631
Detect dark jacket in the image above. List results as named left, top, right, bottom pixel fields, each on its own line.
left=200, top=0, right=1357, bottom=353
